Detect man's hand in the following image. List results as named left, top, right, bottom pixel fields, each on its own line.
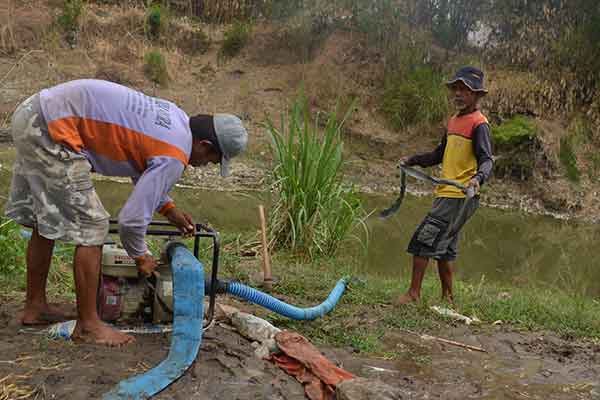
left=165, top=208, right=195, bottom=237
left=466, top=177, right=480, bottom=195
left=135, top=254, right=158, bottom=277
left=400, top=156, right=416, bottom=167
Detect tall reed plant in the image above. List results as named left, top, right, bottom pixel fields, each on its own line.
left=265, top=94, right=368, bottom=259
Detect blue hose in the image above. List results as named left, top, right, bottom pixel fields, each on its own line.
left=226, top=278, right=348, bottom=320
left=103, top=243, right=204, bottom=400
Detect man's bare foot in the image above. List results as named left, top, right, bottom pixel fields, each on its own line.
left=393, top=293, right=419, bottom=305
left=20, top=303, right=76, bottom=326
left=72, top=321, right=135, bottom=347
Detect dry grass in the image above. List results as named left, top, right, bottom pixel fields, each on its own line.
left=91, top=38, right=141, bottom=86
left=80, top=4, right=146, bottom=42
left=254, top=29, right=370, bottom=113
left=297, top=64, right=358, bottom=113
left=195, top=0, right=256, bottom=23
left=486, top=69, right=588, bottom=119
left=1, top=0, right=52, bottom=52
left=94, top=63, right=137, bottom=86
left=0, top=0, right=17, bottom=53
left=165, top=17, right=210, bottom=55
left=0, top=373, right=36, bottom=400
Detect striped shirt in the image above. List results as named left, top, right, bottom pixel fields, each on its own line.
left=40, top=79, right=192, bottom=257
left=407, top=109, right=493, bottom=198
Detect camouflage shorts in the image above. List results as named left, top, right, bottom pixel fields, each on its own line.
left=407, top=196, right=479, bottom=261
left=4, top=93, right=109, bottom=246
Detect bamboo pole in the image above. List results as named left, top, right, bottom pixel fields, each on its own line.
left=401, top=329, right=487, bottom=353
left=258, top=205, right=273, bottom=291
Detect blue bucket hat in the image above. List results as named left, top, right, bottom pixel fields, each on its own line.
left=446, top=66, right=488, bottom=94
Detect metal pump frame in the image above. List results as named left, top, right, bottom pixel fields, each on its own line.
left=108, top=219, right=220, bottom=329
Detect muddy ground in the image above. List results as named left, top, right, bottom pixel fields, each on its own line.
left=1, top=298, right=599, bottom=400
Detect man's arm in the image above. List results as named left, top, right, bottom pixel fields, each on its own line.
left=405, top=134, right=447, bottom=167
left=119, top=157, right=185, bottom=258
left=129, top=176, right=176, bottom=216
left=472, top=123, right=494, bottom=185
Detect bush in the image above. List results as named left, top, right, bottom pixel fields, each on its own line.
left=492, top=115, right=537, bottom=180
left=219, top=21, right=251, bottom=59
left=144, top=50, right=169, bottom=86
left=381, top=66, right=449, bottom=130
left=265, top=93, right=368, bottom=259
left=145, top=4, right=168, bottom=40
left=57, top=0, right=83, bottom=33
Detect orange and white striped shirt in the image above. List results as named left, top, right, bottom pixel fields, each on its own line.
left=40, top=79, right=192, bottom=256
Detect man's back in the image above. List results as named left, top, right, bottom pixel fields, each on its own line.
left=40, top=79, right=192, bottom=177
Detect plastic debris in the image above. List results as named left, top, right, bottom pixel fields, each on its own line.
left=216, top=304, right=281, bottom=358
left=47, top=320, right=76, bottom=339
left=46, top=320, right=173, bottom=340
left=430, top=306, right=481, bottom=325
left=231, top=311, right=281, bottom=343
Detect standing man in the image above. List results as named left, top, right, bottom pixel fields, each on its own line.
left=395, top=66, right=493, bottom=305
left=5, top=79, right=248, bottom=345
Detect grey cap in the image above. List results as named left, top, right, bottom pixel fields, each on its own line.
left=213, top=113, right=248, bottom=177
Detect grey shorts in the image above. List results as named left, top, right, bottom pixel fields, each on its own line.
left=407, top=196, right=479, bottom=261
left=4, top=94, right=109, bottom=246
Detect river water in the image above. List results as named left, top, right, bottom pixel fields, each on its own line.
left=92, top=179, right=600, bottom=298
left=0, top=153, right=598, bottom=297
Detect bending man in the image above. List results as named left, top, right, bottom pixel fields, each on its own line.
left=5, top=79, right=248, bottom=345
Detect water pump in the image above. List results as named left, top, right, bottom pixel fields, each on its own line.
left=97, top=220, right=221, bottom=326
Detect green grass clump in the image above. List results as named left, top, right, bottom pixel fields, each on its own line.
left=492, top=115, right=536, bottom=147
left=0, top=218, right=75, bottom=297
left=492, top=115, right=537, bottom=180
left=265, top=93, right=368, bottom=259
left=0, top=218, right=27, bottom=278
left=144, top=50, right=169, bottom=86
left=219, top=21, right=251, bottom=59
left=381, top=66, right=449, bottom=129
left=559, top=136, right=580, bottom=182
left=57, top=0, right=83, bottom=33
left=145, top=4, right=168, bottom=40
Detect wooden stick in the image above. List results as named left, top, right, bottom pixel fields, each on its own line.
left=401, top=329, right=487, bottom=353
left=258, top=205, right=272, bottom=290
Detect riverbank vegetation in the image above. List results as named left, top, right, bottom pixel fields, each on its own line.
left=2, top=216, right=598, bottom=357
left=1, top=0, right=599, bottom=360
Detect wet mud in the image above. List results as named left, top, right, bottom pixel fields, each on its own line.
left=1, top=300, right=599, bottom=400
